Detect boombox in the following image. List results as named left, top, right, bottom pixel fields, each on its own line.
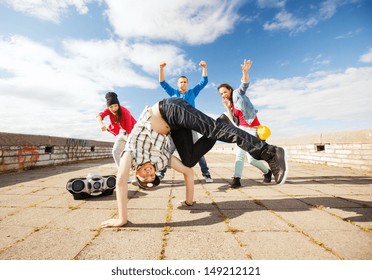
left=66, top=173, right=116, bottom=200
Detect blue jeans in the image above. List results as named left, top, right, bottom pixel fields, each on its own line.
left=158, top=98, right=267, bottom=167
left=192, top=131, right=210, bottom=176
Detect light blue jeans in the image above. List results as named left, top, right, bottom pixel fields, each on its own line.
left=234, top=126, right=269, bottom=177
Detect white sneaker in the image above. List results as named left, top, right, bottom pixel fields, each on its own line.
left=204, top=175, right=213, bottom=183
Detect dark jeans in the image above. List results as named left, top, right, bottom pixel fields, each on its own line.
left=159, top=135, right=210, bottom=176
left=159, top=97, right=267, bottom=168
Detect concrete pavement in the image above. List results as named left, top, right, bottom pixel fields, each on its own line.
left=0, top=153, right=371, bottom=260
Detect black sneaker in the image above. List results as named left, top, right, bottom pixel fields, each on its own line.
left=230, top=177, right=241, bottom=188
left=263, top=170, right=272, bottom=183
left=260, top=145, right=288, bottom=185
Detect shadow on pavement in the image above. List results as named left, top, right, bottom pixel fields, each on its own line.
left=123, top=196, right=372, bottom=228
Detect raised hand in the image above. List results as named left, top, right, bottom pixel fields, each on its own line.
left=241, top=59, right=253, bottom=73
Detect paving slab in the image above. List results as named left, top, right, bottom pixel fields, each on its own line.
left=166, top=231, right=248, bottom=260
left=76, top=229, right=165, bottom=260
left=0, top=155, right=371, bottom=260
left=238, top=231, right=340, bottom=260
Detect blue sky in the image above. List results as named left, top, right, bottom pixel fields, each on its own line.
left=0, top=0, right=371, bottom=142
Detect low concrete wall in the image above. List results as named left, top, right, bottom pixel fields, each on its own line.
left=211, top=129, right=372, bottom=171
left=0, top=132, right=114, bottom=173
left=2, top=130, right=371, bottom=173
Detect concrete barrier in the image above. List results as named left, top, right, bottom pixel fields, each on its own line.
left=0, top=132, right=114, bottom=173
left=2, top=129, right=371, bottom=173
left=211, top=129, right=372, bottom=171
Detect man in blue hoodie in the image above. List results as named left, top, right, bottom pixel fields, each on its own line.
left=157, top=60, right=213, bottom=183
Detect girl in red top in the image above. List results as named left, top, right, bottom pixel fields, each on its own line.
left=96, top=92, right=136, bottom=167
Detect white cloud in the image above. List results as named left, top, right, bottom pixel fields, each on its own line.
left=303, top=54, right=331, bottom=69
left=0, top=0, right=96, bottom=23
left=1, top=0, right=369, bottom=142
left=0, top=35, right=157, bottom=100
left=1, top=0, right=242, bottom=42
left=1, top=35, right=371, bottom=140
left=62, top=39, right=158, bottom=89
left=263, top=0, right=356, bottom=34
left=263, top=9, right=324, bottom=33
left=314, top=59, right=330, bottom=66
left=335, top=31, right=354, bottom=39
left=249, top=67, right=372, bottom=137
left=105, top=0, right=241, bottom=45
left=0, top=35, right=196, bottom=140
left=318, top=0, right=338, bottom=20
left=359, top=47, right=372, bottom=63
left=125, top=43, right=196, bottom=76
left=263, top=10, right=299, bottom=31
left=257, top=0, right=286, bottom=8
left=335, top=28, right=362, bottom=39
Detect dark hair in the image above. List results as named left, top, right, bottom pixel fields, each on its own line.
left=217, top=83, right=234, bottom=103
left=178, top=75, right=188, bottom=81
left=114, top=107, right=122, bottom=124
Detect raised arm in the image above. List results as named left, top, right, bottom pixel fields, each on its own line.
left=241, top=59, right=252, bottom=83
left=159, top=62, right=166, bottom=82
left=191, top=60, right=208, bottom=97
left=100, top=151, right=132, bottom=227
left=199, top=60, right=207, bottom=77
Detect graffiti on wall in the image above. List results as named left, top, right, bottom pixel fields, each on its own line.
left=18, top=145, right=40, bottom=169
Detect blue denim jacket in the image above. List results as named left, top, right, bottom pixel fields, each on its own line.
left=233, top=81, right=258, bottom=125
